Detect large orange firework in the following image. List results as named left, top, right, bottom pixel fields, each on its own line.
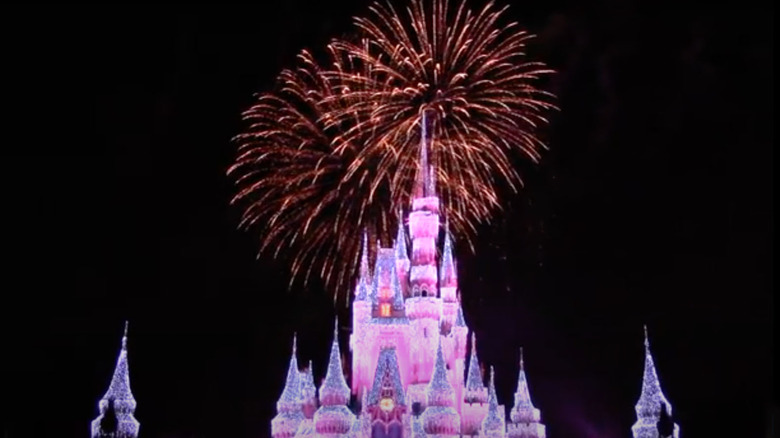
left=229, top=49, right=395, bottom=293
left=229, top=0, right=555, bottom=297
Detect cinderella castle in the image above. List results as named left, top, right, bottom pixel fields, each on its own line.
left=88, top=118, right=681, bottom=437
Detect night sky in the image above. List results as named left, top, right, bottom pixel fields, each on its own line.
left=2, top=2, right=773, bottom=438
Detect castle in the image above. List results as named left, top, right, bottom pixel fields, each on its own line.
left=271, top=117, right=547, bottom=438
left=89, top=118, right=680, bottom=437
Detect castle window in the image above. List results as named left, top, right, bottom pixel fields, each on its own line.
left=380, top=303, right=391, bottom=317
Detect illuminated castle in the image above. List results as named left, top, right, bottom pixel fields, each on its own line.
left=270, top=113, right=546, bottom=438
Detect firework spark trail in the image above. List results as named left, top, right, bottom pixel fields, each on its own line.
left=228, top=0, right=555, bottom=298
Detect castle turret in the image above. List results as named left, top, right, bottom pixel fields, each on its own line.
left=440, top=229, right=458, bottom=298
left=314, top=319, right=356, bottom=435
left=462, top=332, right=489, bottom=436
left=395, top=211, right=410, bottom=297
left=632, top=326, right=680, bottom=438
left=350, top=232, right=372, bottom=395
left=465, top=333, right=488, bottom=403
left=440, top=229, right=460, bottom=338
left=508, top=348, right=546, bottom=438
left=408, top=108, right=440, bottom=299
left=300, top=360, right=318, bottom=419
left=450, top=305, right=469, bottom=403
left=271, top=335, right=305, bottom=438
left=406, top=109, right=443, bottom=393
left=91, top=321, right=140, bottom=438
left=482, top=366, right=506, bottom=437
left=421, top=337, right=461, bottom=436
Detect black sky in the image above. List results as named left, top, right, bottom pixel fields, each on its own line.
left=1, top=2, right=773, bottom=438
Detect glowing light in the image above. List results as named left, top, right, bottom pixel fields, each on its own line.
left=380, top=303, right=391, bottom=317
left=380, top=398, right=395, bottom=412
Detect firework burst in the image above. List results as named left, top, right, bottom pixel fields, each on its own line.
left=229, top=0, right=555, bottom=297
left=229, top=49, right=397, bottom=294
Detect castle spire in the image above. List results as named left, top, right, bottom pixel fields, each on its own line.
left=440, top=227, right=457, bottom=289
left=413, top=108, right=435, bottom=199
left=355, top=232, right=370, bottom=302
left=508, top=348, right=546, bottom=437
left=319, top=318, right=351, bottom=406
left=421, top=337, right=461, bottom=434
left=313, top=318, right=356, bottom=434
left=300, top=360, right=318, bottom=419
left=91, top=321, right=140, bottom=438
left=426, top=337, right=455, bottom=406
left=632, top=325, right=680, bottom=438
left=390, top=261, right=405, bottom=311
left=482, top=366, right=505, bottom=435
left=513, top=348, right=534, bottom=409
left=276, top=334, right=302, bottom=412
left=360, top=230, right=370, bottom=280
left=370, top=255, right=382, bottom=307
left=395, top=211, right=409, bottom=263
left=455, top=305, right=467, bottom=328
left=465, top=332, right=488, bottom=402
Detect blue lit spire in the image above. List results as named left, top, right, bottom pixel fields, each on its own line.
left=319, top=318, right=351, bottom=406
left=91, top=321, right=140, bottom=438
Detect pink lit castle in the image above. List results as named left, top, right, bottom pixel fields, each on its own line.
left=270, top=112, right=547, bottom=438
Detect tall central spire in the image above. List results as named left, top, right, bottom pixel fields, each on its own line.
left=413, top=108, right=437, bottom=199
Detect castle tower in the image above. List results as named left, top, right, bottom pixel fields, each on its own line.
left=420, top=337, right=461, bottom=436
left=507, top=348, right=545, bottom=438
left=406, top=109, right=444, bottom=409
left=408, top=108, right=440, bottom=298
left=395, top=211, right=411, bottom=298
left=350, top=232, right=373, bottom=395
left=271, top=335, right=305, bottom=438
left=91, top=321, right=140, bottom=438
left=299, top=360, right=318, bottom=419
left=314, top=319, right=356, bottom=435
left=631, top=326, right=680, bottom=438
left=450, top=306, right=469, bottom=404
left=440, top=230, right=459, bottom=331
left=482, top=366, right=506, bottom=437
left=462, top=332, right=489, bottom=436
left=367, top=347, right=408, bottom=437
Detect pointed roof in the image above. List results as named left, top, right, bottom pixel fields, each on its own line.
left=440, top=229, right=457, bottom=288
left=455, top=306, right=467, bottom=328
left=413, top=109, right=435, bottom=198
left=482, top=366, right=503, bottom=432
left=367, top=347, right=406, bottom=406
left=277, top=334, right=302, bottom=412
left=390, top=261, right=405, bottom=311
left=426, top=337, right=455, bottom=406
left=319, top=319, right=351, bottom=405
left=465, top=332, right=486, bottom=393
left=355, top=276, right=370, bottom=302
left=512, top=348, right=536, bottom=409
left=636, top=325, right=674, bottom=417
left=360, top=231, right=370, bottom=279
left=395, top=212, right=409, bottom=262
left=101, top=321, right=135, bottom=403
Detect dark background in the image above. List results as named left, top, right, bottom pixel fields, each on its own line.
left=1, top=2, right=773, bottom=437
